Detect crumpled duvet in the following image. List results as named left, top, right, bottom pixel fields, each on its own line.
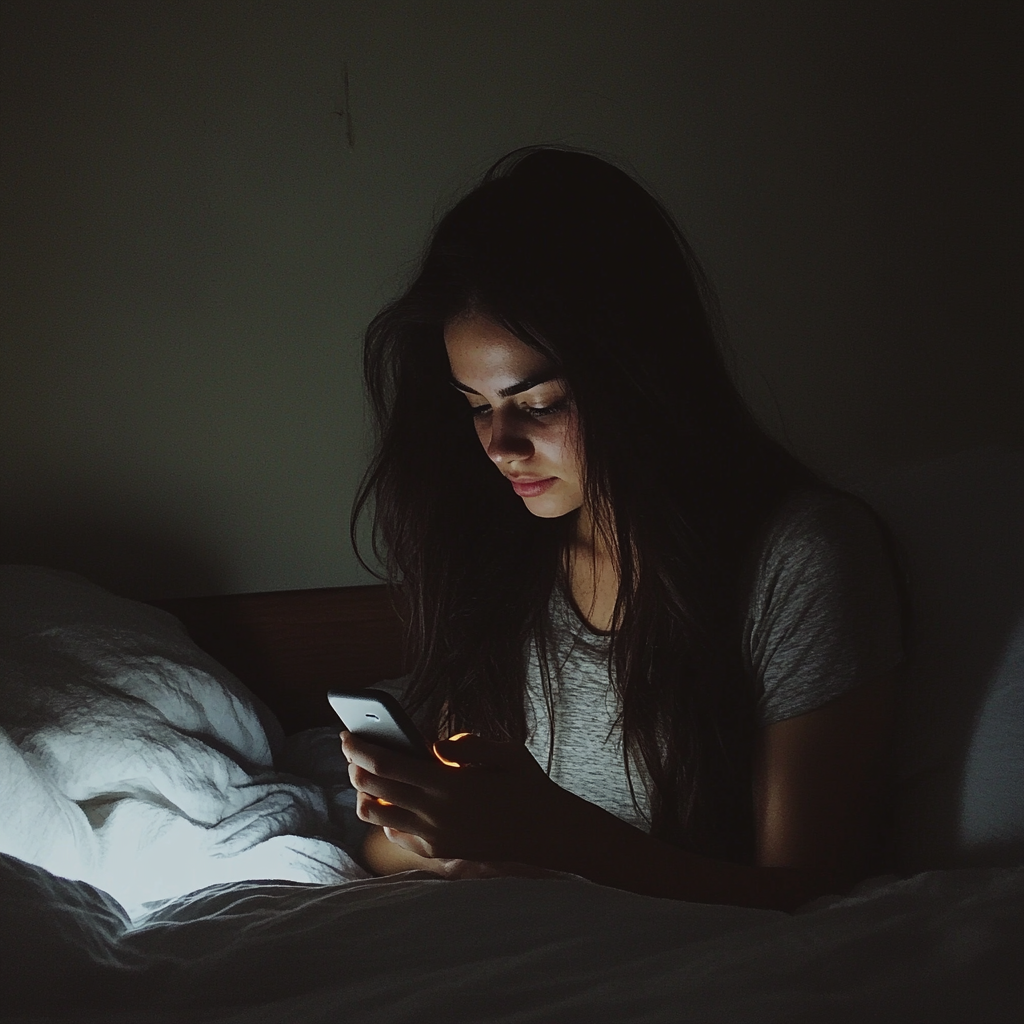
left=0, top=567, right=367, bottom=919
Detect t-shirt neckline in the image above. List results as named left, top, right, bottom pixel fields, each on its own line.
left=556, top=576, right=614, bottom=639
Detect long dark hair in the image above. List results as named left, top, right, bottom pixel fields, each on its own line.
left=351, top=147, right=824, bottom=861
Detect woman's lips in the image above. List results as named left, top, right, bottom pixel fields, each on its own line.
left=510, top=477, right=557, bottom=497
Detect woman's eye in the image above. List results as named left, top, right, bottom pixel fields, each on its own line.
left=469, top=398, right=567, bottom=420
left=526, top=399, right=567, bottom=418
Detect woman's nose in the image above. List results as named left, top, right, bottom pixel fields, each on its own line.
left=485, top=412, right=534, bottom=464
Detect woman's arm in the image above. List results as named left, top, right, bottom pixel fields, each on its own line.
left=754, top=665, right=896, bottom=874
left=345, top=665, right=898, bottom=911
left=539, top=666, right=898, bottom=909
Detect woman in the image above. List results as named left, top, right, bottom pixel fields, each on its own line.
left=343, top=147, right=906, bottom=911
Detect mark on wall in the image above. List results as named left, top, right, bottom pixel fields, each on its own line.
left=334, top=62, right=355, bottom=149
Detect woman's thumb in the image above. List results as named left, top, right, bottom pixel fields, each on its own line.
left=432, top=733, right=515, bottom=769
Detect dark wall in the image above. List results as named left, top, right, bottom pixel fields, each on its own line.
left=1, top=1, right=1020, bottom=597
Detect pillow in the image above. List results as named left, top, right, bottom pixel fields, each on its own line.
left=847, top=448, right=1024, bottom=870
left=0, top=566, right=367, bottom=919
left=0, top=564, right=284, bottom=758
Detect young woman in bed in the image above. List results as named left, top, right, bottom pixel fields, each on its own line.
left=342, top=147, right=906, bottom=911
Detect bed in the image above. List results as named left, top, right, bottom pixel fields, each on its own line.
left=2, top=450, right=1022, bottom=1023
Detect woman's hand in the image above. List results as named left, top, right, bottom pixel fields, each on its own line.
left=340, top=730, right=574, bottom=865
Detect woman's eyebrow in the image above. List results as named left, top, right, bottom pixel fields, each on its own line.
left=448, top=372, right=561, bottom=399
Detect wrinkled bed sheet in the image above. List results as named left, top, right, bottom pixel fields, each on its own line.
left=0, top=568, right=367, bottom=920
left=2, top=854, right=1021, bottom=1023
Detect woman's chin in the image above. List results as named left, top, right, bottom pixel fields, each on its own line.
left=520, top=492, right=582, bottom=519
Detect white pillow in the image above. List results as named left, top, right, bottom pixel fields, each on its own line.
left=0, top=564, right=284, bottom=758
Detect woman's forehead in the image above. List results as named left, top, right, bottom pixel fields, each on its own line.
left=444, top=315, right=555, bottom=386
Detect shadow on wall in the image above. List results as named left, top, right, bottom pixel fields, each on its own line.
left=0, top=508, right=230, bottom=602
left=846, top=447, right=1024, bottom=871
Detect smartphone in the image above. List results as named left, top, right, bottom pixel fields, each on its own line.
left=328, top=688, right=431, bottom=760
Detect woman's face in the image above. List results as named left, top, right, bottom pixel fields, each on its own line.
left=444, top=313, right=585, bottom=519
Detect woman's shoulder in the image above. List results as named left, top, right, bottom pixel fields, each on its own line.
left=743, top=484, right=905, bottom=725
left=743, top=483, right=903, bottom=628
left=753, top=485, right=889, bottom=576
left=768, top=482, right=877, bottom=530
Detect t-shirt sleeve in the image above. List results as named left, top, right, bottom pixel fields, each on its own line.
left=744, top=491, right=905, bottom=728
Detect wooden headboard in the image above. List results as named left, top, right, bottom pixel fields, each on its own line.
left=150, top=584, right=411, bottom=735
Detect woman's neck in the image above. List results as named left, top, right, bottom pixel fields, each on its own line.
left=573, top=501, right=615, bottom=562
left=567, top=504, right=620, bottom=633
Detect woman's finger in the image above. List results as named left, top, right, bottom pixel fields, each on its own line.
left=432, top=734, right=517, bottom=769
left=342, top=732, right=441, bottom=787
left=356, top=790, right=430, bottom=839
left=348, top=763, right=426, bottom=813
left=382, top=826, right=435, bottom=858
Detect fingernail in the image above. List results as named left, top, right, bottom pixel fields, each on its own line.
left=433, top=741, right=462, bottom=768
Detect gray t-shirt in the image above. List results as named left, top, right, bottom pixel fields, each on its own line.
left=522, top=487, right=905, bottom=832
left=378, top=488, right=904, bottom=835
